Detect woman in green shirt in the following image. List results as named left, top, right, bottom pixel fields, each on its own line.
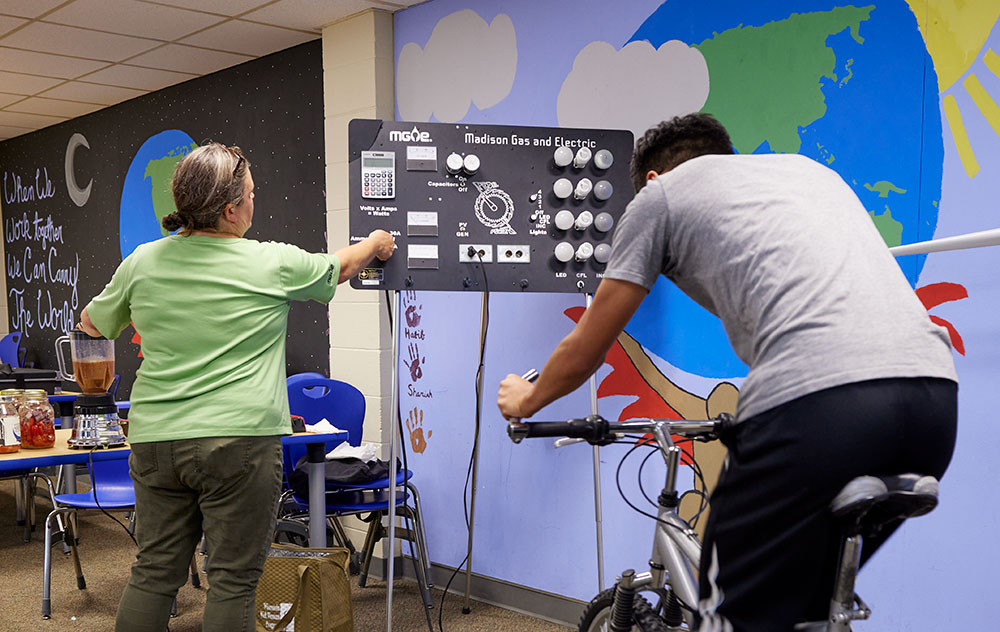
left=80, top=142, right=393, bottom=631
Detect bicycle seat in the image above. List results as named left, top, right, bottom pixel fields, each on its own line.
left=831, top=474, right=939, bottom=537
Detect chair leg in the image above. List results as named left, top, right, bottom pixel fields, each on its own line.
left=407, top=482, right=434, bottom=588
left=64, top=516, right=86, bottom=589
left=357, top=515, right=383, bottom=588
left=402, top=506, right=434, bottom=612
left=15, top=475, right=25, bottom=524
left=329, top=516, right=356, bottom=554
left=190, top=553, right=201, bottom=589
left=43, top=508, right=71, bottom=618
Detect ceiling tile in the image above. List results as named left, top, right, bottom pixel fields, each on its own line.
left=0, top=70, right=64, bottom=94
left=44, top=0, right=227, bottom=41
left=0, top=0, right=68, bottom=19
left=179, top=20, right=317, bottom=56
left=79, top=63, right=196, bottom=91
left=2, top=22, right=161, bottom=62
left=0, top=92, right=26, bottom=108
left=140, top=0, right=274, bottom=18
left=0, top=47, right=108, bottom=79
left=127, top=43, right=252, bottom=74
left=39, top=80, right=146, bottom=105
left=0, top=124, right=36, bottom=140
left=0, top=110, right=66, bottom=130
left=6, top=96, right=103, bottom=118
left=0, top=14, right=28, bottom=37
left=241, top=0, right=372, bottom=32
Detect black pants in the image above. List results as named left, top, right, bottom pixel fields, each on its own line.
left=697, top=377, right=957, bottom=632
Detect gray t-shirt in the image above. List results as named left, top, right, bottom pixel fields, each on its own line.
left=604, top=153, right=957, bottom=421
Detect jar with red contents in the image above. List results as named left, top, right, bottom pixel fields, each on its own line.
left=0, top=392, right=20, bottom=454
left=18, top=389, right=55, bottom=449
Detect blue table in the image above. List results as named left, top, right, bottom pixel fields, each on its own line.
left=0, top=429, right=347, bottom=547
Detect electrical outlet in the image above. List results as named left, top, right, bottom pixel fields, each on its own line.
left=458, top=244, right=493, bottom=263
left=497, top=245, right=530, bottom=263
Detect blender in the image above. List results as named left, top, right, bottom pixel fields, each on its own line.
left=57, top=331, right=127, bottom=449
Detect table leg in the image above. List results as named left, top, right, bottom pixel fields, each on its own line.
left=306, top=442, right=326, bottom=549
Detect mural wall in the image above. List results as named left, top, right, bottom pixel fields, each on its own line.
left=394, top=0, right=1000, bottom=627
left=0, top=41, right=329, bottom=396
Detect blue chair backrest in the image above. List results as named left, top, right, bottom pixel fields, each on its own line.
left=84, top=458, right=135, bottom=506
left=286, top=375, right=364, bottom=480
left=0, top=332, right=22, bottom=368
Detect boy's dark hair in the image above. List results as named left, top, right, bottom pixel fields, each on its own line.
left=630, top=113, right=734, bottom=192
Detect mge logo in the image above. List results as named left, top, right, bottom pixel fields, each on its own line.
left=389, top=126, right=432, bottom=143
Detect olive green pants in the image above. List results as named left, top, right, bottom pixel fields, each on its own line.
left=115, top=435, right=283, bottom=632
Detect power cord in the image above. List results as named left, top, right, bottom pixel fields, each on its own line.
left=438, top=248, right=489, bottom=632
left=88, top=446, right=138, bottom=546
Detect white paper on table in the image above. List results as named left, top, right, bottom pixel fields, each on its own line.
left=304, top=418, right=343, bottom=434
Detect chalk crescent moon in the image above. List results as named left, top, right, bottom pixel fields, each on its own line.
left=65, top=133, right=92, bottom=207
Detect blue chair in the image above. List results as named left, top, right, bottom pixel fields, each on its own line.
left=36, top=458, right=135, bottom=619
left=281, top=374, right=433, bottom=612
left=0, top=331, right=23, bottom=368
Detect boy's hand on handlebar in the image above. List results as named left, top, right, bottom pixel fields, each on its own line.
left=498, top=374, right=534, bottom=421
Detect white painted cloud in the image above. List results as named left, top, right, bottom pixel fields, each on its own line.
left=397, top=10, right=516, bottom=122
left=557, top=40, right=710, bottom=142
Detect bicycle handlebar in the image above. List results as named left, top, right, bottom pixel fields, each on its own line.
left=507, top=413, right=736, bottom=445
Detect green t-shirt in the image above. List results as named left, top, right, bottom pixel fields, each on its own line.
left=86, top=235, right=341, bottom=443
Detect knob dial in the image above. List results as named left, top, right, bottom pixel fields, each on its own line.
left=463, top=153, right=480, bottom=175
left=445, top=152, right=464, bottom=174
left=554, top=242, right=574, bottom=263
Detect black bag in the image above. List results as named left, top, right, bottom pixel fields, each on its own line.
left=289, top=457, right=400, bottom=497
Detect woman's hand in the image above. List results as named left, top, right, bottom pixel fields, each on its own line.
left=368, top=230, right=396, bottom=261
left=497, top=374, right=535, bottom=421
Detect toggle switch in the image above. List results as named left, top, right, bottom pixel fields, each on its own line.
left=445, top=152, right=464, bottom=174
left=593, top=149, right=614, bottom=170
left=574, top=178, right=593, bottom=200
left=594, top=212, right=614, bottom=232
left=553, top=178, right=573, bottom=199
left=553, top=146, right=573, bottom=168
left=463, top=153, right=480, bottom=175
left=594, top=243, right=612, bottom=263
left=593, top=180, right=613, bottom=201
left=575, top=242, right=595, bottom=262
left=554, top=209, right=575, bottom=231
left=573, top=146, right=592, bottom=168
left=554, top=241, right=574, bottom=263
left=574, top=210, right=594, bottom=231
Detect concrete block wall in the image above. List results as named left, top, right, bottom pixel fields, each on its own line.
left=322, top=9, right=397, bottom=550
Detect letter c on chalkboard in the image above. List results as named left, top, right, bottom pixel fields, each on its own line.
left=65, top=133, right=92, bottom=207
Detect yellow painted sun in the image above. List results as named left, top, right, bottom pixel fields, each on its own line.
left=907, top=1, right=1000, bottom=178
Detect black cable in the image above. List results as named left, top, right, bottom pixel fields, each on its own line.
left=438, top=251, right=489, bottom=631
left=88, top=447, right=137, bottom=546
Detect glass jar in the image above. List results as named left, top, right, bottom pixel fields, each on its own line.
left=0, top=393, right=19, bottom=454
left=18, top=389, right=55, bottom=449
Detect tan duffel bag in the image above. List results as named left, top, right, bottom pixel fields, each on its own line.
left=255, top=543, right=353, bottom=632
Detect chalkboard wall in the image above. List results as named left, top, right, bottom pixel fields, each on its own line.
left=0, top=40, right=329, bottom=399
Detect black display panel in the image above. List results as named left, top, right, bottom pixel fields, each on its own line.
left=348, top=119, right=634, bottom=293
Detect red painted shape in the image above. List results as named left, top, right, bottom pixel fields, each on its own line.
left=914, top=282, right=968, bottom=355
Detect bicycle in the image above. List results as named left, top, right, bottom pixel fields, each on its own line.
left=507, top=413, right=941, bottom=631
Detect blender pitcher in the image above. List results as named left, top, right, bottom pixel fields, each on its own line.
left=56, top=331, right=116, bottom=393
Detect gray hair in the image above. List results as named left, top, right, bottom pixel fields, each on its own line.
left=163, top=142, right=250, bottom=232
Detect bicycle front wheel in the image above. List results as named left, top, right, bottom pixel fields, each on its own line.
left=578, top=587, right=671, bottom=632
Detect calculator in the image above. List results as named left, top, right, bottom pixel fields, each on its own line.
left=361, top=150, right=395, bottom=199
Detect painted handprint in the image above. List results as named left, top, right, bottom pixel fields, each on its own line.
left=403, top=290, right=423, bottom=328
left=404, top=343, right=425, bottom=382
left=405, top=407, right=432, bottom=453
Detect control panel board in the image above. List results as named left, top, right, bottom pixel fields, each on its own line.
left=348, top=119, right=634, bottom=293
